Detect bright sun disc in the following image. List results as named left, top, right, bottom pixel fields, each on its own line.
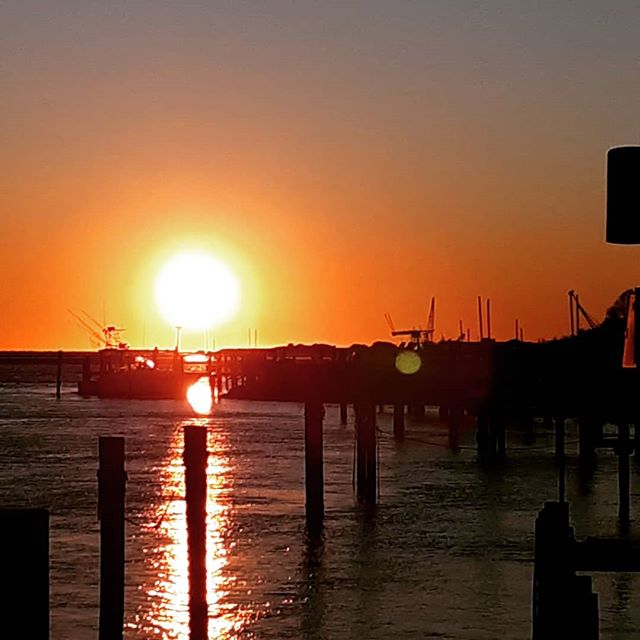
left=155, top=252, right=240, bottom=330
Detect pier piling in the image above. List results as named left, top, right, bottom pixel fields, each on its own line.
left=98, top=437, right=126, bottom=640
left=183, top=426, right=209, bottom=640
left=56, top=350, right=62, bottom=399
left=304, top=402, right=324, bottom=532
left=449, top=406, right=463, bottom=451
left=339, top=403, right=348, bottom=425
left=354, top=403, right=377, bottom=504
left=393, top=404, right=405, bottom=439
left=617, top=423, right=631, bottom=527
left=0, top=508, right=49, bottom=638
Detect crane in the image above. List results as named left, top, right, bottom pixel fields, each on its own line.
left=385, top=298, right=436, bottom=347
left=568, top=291, right=598, bottom=335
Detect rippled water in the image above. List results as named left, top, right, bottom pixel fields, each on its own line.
left=1, top=383, right=638, bottom=639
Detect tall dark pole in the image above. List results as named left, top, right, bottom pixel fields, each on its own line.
left=183, top=426, right=209, bottom=640
left=98, top=437, right=126, bottom=640
left=486, top=299, right=491, bottom=340
left=56, top=350, right=62, bottom=399
left=304, top=402, right=324, bottom=532
left=477, top=296, right=484, bottom=341
left=0, top=508, right=49, bottom=638
left=354, top=403, right=377, bottom=504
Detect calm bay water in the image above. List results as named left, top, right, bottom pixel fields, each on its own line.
left=1, top=383, right=638, bottom=639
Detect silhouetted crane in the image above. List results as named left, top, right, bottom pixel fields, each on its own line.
left=385, top=298, right=436, bottom=347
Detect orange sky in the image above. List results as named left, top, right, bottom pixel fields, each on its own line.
left=2, top=2, right=639, bottom=350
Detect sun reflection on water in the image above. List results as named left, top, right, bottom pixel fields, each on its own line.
left=139, top=418, right=253, bottom=638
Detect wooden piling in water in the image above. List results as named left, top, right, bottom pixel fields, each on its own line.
left=354, top=403, right=377, bottom=504
left=339, top=403, right=348, bottom=425
left=449, top=406, right=463, bottom=451
left=0, top=508, right=49, bottom=638
left=393, top=404, right=405, bottom=439
left=617, top=423, right=631, bottom=527
left=98, top=437, right=126, bottom=640
left=476, top=410, right=490, bottom=459
left=56, top=350, right=62, bottom=399
left=554, top=417, right=566, bottom=503
left=183, top=426, right=209, bottom=640
left=304, top=402, right=324, bottom=531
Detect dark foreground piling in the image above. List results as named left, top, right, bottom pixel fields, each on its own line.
left=617, top=423, right=631, bottom=527
left=393, top=403, right=405, bottom=439
left=449, top=406, right=463, bottom=451
left=354, top=403, right=377, bottom=504
left=0, top=508, right=49, bottom=638
left=183, top=426, right=209, bottom=640
left=532, top=502, right=599, bottom=639
left=56, top=350, right=62, bottom=399
left=98, top=437, right=126, bottom=640
left=304, top=402, right=324, bottom=532
left=339, top=403, right=348, bottom=425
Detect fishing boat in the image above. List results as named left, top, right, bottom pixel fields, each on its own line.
left=78, top=348, right=211, bottom=400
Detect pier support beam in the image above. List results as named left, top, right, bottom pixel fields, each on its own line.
left=412, top=404, right=426, bottom=422
left=339, top=403, right=348, bottom=426
left=354, top=403, right=377, bottom=505
left=0, top=508, right=49, bottom=638
left=578, top=417, right=598, bottom=462
left=554, top=417, right=566, bottom=503
left=56, top=350, right=62, bottom=399
left=476, top=410, right=490, bottom=459
left=617, top=423, right=631, bottom=528
left=98, top=437, right=127, bottom=640
left=449, top=406, right=463, bottom=451
left=183, top=426, right=209, bottom=640
left=304, top=402, right=324, bottom=532
left=393, top=404, right=405, bottom=439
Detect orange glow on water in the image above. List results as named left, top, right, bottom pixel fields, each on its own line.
left=187, top=378, right=213, bottom=415
left=139, top=422, right=253, bottom=638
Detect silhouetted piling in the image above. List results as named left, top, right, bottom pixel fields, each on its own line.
left=0, top=508, right=49, bottom=638
left=183, top=426, right=208, bottom=640
left=412, top=404, right=426, bottom=422
left=532, top=501, right=599, bottom=640
left=476, top=410, right=490, bottom=459
left=304, top=402, right=324, bottom=531
left=98, top=437, right=126, bottom=640
left=617, top=423, right=631, bottom=527
left=393, top=404, right=405, bottom=439
left=579, top=417, right=598, bottom=461
left=449, top=406, right=463, bottom=451
left=354, top=403, right=377, bottom=504
left=56, top=350, right=62, bottom=399
left=339, top=403, right=348, bottom=425
left=555, top=418, right=566, bottom=503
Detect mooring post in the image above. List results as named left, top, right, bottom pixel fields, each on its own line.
left=98, top=437, right=126, bottom=640
left=354, top=402, right=377, bottom=504
left=413, top=404, right=426, bottom=422
left=0, top=508, right=49, bottom=638
left=494, top=414, right=506, bottom=459
left=56, top=350, right=62, bottom=399
left=449, top=406, right=463, bottom=451
left=183, top=426, right=209, bottom=640
left=339, top=403, right=348, bottom=425
left=393, top=403, right=405, bottom=439
left=554, top=417, right=566, bottom=503
left=304, top=402, right=324, bottom=532
left=617, top=423, right=631, bottom=527
left=578, top=417, right=597, bottom=461
left=476, top=410, right=490, bottom=459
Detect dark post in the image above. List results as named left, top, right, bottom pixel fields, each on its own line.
left=494, top=414, right=506, bottom=459
left=98, top=437, right=126, bottom=640
left=578, top=417, right=597, bottom=461
left=449, top=405, right=463, bottom=451
left=354, top=403, right=377, bottom=504
left=393, top=404, right=405, bottom=439
left=0, top=508, right=49, bottom=638
left=304, top=402, right=324, bottom=531
left=635, top=422, right=640, bottom=467
left=183, top=426, right=209, bottom=640
left=555, top=417, right=566, bottom=503
left=339, top=403, right=348, bottom=425
left=476, top=410, right=490, bottom=459
left=617, top=423, right=631, bottom=527
left=412, top=404, right=426, bottom=422
left=56, top=350, right=62, bottom=399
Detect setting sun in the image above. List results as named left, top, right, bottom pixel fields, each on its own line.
left=155, top=253, right=241, bottom=331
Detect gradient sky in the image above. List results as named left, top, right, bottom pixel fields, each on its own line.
left=2, top=1, right=640, bottom=350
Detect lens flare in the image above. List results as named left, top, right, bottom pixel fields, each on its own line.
left=395, top=350, right=422, bottom=375
left=187, top=377, right=213, bottom=414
